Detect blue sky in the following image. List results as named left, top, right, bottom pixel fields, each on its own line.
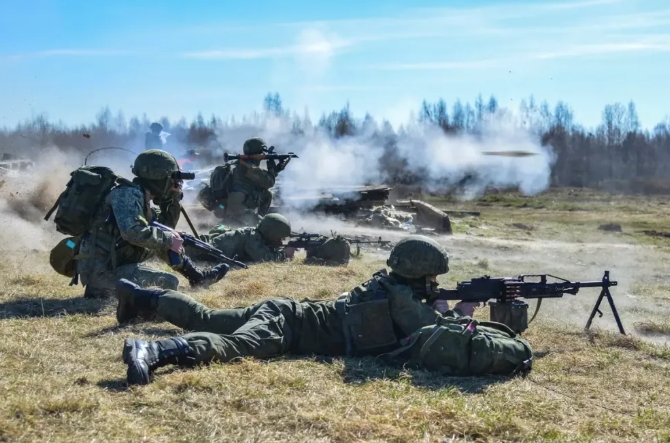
left=1, top=0, right=668, bottom=130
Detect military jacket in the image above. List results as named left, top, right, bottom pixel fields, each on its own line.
left=335, top=269, right=440, bottom=355
left=229, top=161, right=275, bottom=195
left=208, top=227, right=286, bottom=263
left=76, top=183, right=180, bottom=275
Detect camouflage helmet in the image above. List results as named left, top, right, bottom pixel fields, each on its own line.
left=386, top=235, right=449, bottom=279
left=150, top=122, right=163, bottom=133
left=131, top=149, right=180, bottom=199
left=243, top=137, right=268, bottom=155
left=257, top=213, right=291, bottom=243
left=132, top=149, right=179, bottom=180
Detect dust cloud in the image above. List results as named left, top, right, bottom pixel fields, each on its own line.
left=0, top=147, right=78, bottom=258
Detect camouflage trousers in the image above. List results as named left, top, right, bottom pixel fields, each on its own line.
left=222, top=190, right=272, bottom=226
left=150, top=290, right=347, bottom=364
left=80, top=263, right=179, bottom=298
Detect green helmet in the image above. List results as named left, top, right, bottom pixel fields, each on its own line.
left=243, top=137, right=268, bottom=155
left=150, top=122, right=163, bottom=133
left=256, top=213, right=291, bottom=243
left=386, top=235, right=449, bottom=279
left=131, top=149, right=180, bottom=199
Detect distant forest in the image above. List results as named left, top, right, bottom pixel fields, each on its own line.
left=1, top=93, right=669, bottom=195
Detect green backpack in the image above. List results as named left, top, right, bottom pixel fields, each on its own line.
left=44, top=166, right=122, bottom=237
left=209, top=163, right=233, bottom=200
left=384, top=316, right=533, bottom=377
left=305, top=235, right=351, bottom=266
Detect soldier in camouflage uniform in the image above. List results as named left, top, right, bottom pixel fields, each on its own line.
left=76, top=149, right=229, bottom=298
left=224, top=137, right=289, bottom=226
left=145, top=123, right=164, bottom=150
left=118, top=235, right=479, bottom=385
left=185, top=213, right=296, bottom=264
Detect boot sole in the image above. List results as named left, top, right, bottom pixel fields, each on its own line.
left=123, top=339, right=152, bottom=385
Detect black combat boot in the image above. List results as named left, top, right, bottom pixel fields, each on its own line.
left=122, top=337, right=195, bottom=385
left=115, top=279, right=164, bottom=324
left=178, top=256, right=230, bottom=288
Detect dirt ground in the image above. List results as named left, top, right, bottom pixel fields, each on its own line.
left=1, top=173, right=670, bottom=442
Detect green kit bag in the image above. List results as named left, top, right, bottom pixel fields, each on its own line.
left=386, top=316, right=533, bottom=376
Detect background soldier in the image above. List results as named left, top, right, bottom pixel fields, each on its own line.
left=224, top=137, right=289, bottom=225
left=117, top=235, right=485, bottom=384
left=184, top=213, right=295, bottom=264
left=76, top=149, right=229, bottom=298
left=145, top=123, right=163, bottom=150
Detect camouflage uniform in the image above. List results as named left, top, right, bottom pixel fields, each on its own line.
left=119, top=235, right=467, bottom=385
left=185, top=214, right=292, bottom=264
left=224, top=138, right=280, bottom=225
left=76, top=150, right=229, bottom=298
left=144, top=123, right=163, bottom=150
left=76, top=184, right=182, bottom=297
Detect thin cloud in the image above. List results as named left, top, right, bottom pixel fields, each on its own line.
left=0, top=49, right=137, bottom=61
left=183, top=32, right=351, bottom=60
left=536, top=0, right=628, bottom=10
left=367, top=59, right=503, bottom=71
left=535, top=41, right=670, bottom=59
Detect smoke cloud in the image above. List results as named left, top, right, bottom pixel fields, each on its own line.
left=169, top=109, right=556, bottom=211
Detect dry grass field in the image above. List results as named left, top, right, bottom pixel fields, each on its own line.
left=2, top=178, right=670, bottom=442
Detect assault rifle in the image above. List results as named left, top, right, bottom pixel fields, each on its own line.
left=223, top=146, right=298, bottom=163
left=286, top=232, right=391, bottom=256
left=150, top=221, right=248, bottom=269
left=436, top=271, right=625, bottom=335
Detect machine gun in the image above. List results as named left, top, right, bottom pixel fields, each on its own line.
left=343, top=237, right=391, bottom=256
left=286, top=232, right=322, bottom=248
left=435, top=271, right=625, bottom=335
left=150, top=221, right=248, bottom=269
left=286, top=232, right=391, bottom=256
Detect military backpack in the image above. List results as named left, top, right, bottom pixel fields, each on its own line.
left=384, top=316, right=533, bottom=377
left=209, top=163, right=233, bottom=201
left=305, top=235, right=351, bottom=266
left=44, top=166, right=124, bottom=237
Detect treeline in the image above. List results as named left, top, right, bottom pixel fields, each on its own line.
left=1, top=92, right=669, bottom=194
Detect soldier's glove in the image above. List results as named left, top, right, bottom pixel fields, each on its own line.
left=267, top=159, right=278, bottom=171
left=432, top=299, right=450, bottom=314
left=275, top=158, right=290, bottom=172
left=453, top=301, right=481, bottom=318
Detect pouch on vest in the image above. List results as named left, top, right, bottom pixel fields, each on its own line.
left=44, top=166, right=120, bottom=237
left=50, top=236, right=81, bottom=278
left=343, top=299, right=397, bottom=353
left=337, top=271, right=400, bottom=355
left=385, top=317, right=533, bottom=377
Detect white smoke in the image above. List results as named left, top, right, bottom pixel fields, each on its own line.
left=397, top=112, right=555, bottom=198
left=187, top=107, right=556, bottom=211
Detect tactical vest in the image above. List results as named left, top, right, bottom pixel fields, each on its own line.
left=74, top=182, right=155, bottom=279
left=335, top=270, right=400, bottom=356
